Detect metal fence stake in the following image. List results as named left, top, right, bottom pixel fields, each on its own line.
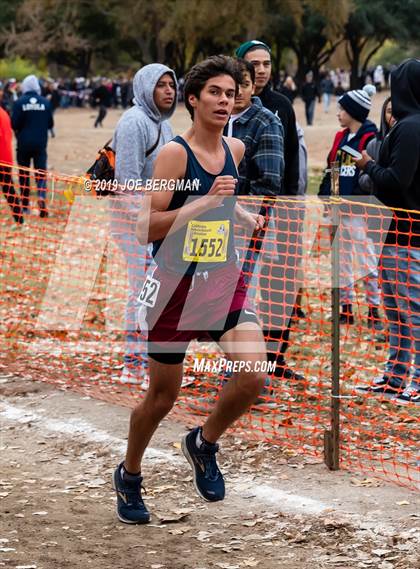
left=324, top=160, right=340, bottom=471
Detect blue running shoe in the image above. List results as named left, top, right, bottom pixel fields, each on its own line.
left=112, top=462, right=150, bottom=524
left=181, top=427, right=225, bottom=502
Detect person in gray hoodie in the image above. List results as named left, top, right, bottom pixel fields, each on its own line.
left=110, top=64, right=177, bottom=384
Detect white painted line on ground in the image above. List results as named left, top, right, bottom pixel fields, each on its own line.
left=1, top=401, right=328, bottom=515
left=0, top=402, right=180, bottom=464
left=251, top=485, right=326, bottom=514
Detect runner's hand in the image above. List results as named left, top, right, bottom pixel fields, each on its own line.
left=205, top=175, right=237, bottom=208
left=239, top=211, right=265, bottom=233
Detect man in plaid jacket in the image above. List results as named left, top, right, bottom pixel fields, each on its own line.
left=224, top=59, right=284, bottom=196
left=224, top=59, right=304, bottom=389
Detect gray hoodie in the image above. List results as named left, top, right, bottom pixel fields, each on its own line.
left=110, top=64, right=178, bottom=234
left=296, top=122, right=308, bottom=195
left=21, top=75, right=41, bottom=95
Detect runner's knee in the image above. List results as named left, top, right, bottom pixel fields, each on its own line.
left=236, top=369, right=265, bottom=396
left=145, top=389, right=177, bottom=417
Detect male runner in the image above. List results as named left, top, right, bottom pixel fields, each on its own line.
left=113, top=55, right=267, bottom=524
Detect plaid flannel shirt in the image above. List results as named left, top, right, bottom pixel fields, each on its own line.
left=227, top=96, right=284, bottom=196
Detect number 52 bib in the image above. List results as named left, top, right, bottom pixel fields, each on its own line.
left=183, top=220, right=230, bottom=263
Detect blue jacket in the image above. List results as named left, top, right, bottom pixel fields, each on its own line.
left=12, top=91, right=53, bottom=149
left=318, top=119, right=377, bottom=196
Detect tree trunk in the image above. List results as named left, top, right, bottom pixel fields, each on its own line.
left=79, top=49, right=92, bottom=77
left=294, top=50, right=306, bottom=90
left=361, top=39, right=386, bottom=76
left=348, top=41, right=361, bottom=89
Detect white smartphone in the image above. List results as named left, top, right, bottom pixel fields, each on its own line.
left=341, top=145, right=362, bottom=160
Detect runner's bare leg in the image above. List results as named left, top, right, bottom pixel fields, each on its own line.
left=203, top=323, right=266, bottom=443
left=124, top=358, right=183, bottom=473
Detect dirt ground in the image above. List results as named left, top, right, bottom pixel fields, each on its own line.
left=2, top=92, right=419, bottom=569
left=1, top=373, right=419, bottom=569
left=45, top=92, right=392, bottom=177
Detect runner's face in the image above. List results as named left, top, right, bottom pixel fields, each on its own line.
left=244, top=49, right=271, bottom=91
left=153, top=73, right=176, bottom=112
left=189, top=74, right=236, bottom=127
left=233, top=71, right=255, bottom=113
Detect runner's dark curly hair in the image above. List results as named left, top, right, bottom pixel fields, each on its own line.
left=184, top=55, right=242, bottom=119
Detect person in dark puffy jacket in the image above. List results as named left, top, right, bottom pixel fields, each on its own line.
left=12, top=74, right=53, bottom=217
left=356, top=59, right=420, bottom=406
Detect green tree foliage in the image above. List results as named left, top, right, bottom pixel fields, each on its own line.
left=345, top=0, right=420, bottom=88
left=268, top=0, right=350, bottom=84
left=0, top=56, right=43, bottom=80
left=0, top=0, right=418, bottom=79
left=112, top=0, right=268, bottom=75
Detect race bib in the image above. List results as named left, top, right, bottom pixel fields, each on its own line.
left=183, top=220, right=230, bottom=263
left=138, top=275, right=161, bottom=308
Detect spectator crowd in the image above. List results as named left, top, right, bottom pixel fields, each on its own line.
left=0, top=50, right=418, bottom=412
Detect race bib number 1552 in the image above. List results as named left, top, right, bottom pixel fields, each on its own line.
left=183, top=220, right=229, bottom=263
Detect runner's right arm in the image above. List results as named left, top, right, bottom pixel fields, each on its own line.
left=136, top=142, right=236, bottom=244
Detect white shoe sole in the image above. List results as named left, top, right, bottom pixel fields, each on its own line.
left=181, top=434, right=217, bottom=503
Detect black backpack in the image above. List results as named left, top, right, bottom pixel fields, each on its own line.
left=86, top=126, right=162, bottom=196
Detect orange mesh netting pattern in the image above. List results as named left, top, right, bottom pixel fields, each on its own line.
left=0, top=161, right=418, bottom=489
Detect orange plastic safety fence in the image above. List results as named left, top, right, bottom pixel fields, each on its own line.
left=0, top=161, right=418, bottom=489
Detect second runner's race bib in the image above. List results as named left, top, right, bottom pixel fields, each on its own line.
left=183, top=220, right=230, bottom=263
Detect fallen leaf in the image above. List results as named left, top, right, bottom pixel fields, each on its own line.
left=167, top=528, right=187, bottom=535
left=395, top=501, right=410, bottom=506
left=372, top=549, right=391, bottom=557
left=157, top=512, right=190, bottom=524
left=196, top=531, right=212, bottom=542
left=0, top=547, right=16, bottom=552
left=242, top=559, right=259, bottom=567
left=86, top=478, right=106, bottom=488
left=350, top=478, right=381, bottom=487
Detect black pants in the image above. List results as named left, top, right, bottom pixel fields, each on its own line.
left=17, top=146, right=47, bottom=208
left=242, top=205, right=303, bottom=367
left=305, top=99, right=316, bottom=126
left=0, top=166, right=23, bottom=224
left=95, top=105, right=107, bottom=127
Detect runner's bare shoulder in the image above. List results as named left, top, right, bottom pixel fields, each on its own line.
left=154, top=140, right=187, bottom=180
left=223, top=136, right=245, bottom=167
